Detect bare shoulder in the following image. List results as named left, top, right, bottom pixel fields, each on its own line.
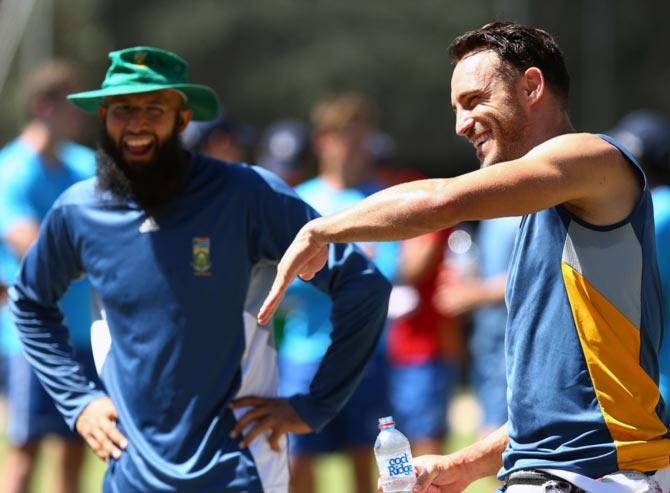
left=525, top=132, right=636, bottom=192
left=529, top=133, right=641, bottom=225
left=431, top=133, right=640, bottom=225
left=526, top=132, right=624, bottom=166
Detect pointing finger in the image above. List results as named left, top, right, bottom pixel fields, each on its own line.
left=257, top=274, right=291, bottom=325
left=257, top=291, right=282, bottom=326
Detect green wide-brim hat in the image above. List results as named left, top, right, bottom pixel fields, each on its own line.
left=67, top=46, right=220, bottom=121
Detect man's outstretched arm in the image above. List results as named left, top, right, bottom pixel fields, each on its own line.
left=258, top=133, right=640, bottom=324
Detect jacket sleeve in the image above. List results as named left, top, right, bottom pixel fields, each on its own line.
left=289, top=242, right=391, bottom=432
left=249, top=167, right=391, bottom=432
left=8, top=203, right=106, bottom=430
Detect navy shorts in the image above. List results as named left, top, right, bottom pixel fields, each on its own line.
left=5, top=348, right=98, bottom=446
left=388, top=358, right=459, bottom=441
left=279, top=350, right=390, bottom=455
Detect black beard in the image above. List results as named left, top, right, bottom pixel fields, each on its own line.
left=96, top=128, right=187, bottom=214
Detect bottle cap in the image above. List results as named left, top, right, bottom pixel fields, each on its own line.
left=378, top=416, right=395, bottom=429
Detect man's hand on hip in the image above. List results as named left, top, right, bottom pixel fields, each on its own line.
left=76, top=396, right=128, bottom=462
left=229, top=396, right=312, bottom=451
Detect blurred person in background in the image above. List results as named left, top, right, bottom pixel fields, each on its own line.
left=181, top=109, right=255, bottom=163
left=259, top=22, right=670, bottom=492
left=383, top=169, right=464, bottom=457
left=611, top=110, right=670, bottom=420
left=8, top=47, right=390, bottom=492
left=257, top=119, right=314, bottom=187
left=434, top=216, right=520, bottom=436
left=277, top=92, right=397, bottom=493
left=366, top=130, right=397, bottom=186
left=0, top=60, right=98, bottom=493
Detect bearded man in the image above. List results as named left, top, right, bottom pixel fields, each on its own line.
left=8, top=46, right=390, bottom=493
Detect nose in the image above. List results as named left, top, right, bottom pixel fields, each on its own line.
left=455, top=110, right=474, bottom=137
left=124, top=109, right=149, bottom=131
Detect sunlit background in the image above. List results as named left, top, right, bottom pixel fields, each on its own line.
left=0, top=0, right=668, bottom=177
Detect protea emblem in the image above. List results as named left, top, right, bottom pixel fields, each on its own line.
left=192, top=237, right=212, bottom=276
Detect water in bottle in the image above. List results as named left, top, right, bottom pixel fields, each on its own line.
left=374, top=416, right=416, bottom=492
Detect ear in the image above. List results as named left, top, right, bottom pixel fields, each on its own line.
left=98, top=106, right=107, bottom=122
left=521, top=67, right=545, bottom=105
left=177, top=109, right=193, bottom=132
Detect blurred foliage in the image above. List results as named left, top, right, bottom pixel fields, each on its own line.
left=0, top=0, right=668, bottom=177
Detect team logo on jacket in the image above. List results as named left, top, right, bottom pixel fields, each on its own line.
left=192, top=237, right=212, bottom=276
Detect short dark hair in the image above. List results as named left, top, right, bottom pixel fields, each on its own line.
left=449, top=22, right=570, bottom=105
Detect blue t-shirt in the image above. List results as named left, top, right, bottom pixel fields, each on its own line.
left=279, top=177, right=397, bottom=364
left=9, top=154, right=390, bottom=492
left=0, top=139, right=95, bottom=354
left=503, top=135, right=668, bottom=478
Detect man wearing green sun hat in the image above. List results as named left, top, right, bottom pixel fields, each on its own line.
left=8, top=46, right=391, bottom=492
left=68, top=46, right=220, bottom=120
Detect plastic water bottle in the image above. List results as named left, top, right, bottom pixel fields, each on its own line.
left=374, top=416, right=416, bottom=492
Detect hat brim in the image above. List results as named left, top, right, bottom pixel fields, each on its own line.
left=67, top=83, right=220, bottom=121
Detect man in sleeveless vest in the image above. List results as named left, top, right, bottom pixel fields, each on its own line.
left=258, top=22, right=670, bottom=492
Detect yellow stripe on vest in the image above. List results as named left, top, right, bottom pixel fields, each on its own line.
left=561, top=262, right=670, bottom=471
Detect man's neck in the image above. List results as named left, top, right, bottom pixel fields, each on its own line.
left=19, top=121, right=62, bottom=166
left=548, top=110, right=575, bottom=138
left=529, top=109, right=575, bottom=151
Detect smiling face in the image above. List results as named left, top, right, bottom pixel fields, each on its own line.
left=96, top=90, right=194, bottom=212
left=451, top=50, right=531, bottom=167
left=99, top=90, right=192, bottom=165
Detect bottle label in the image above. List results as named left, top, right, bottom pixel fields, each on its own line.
left=385, top=452, right=413, bottom=477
